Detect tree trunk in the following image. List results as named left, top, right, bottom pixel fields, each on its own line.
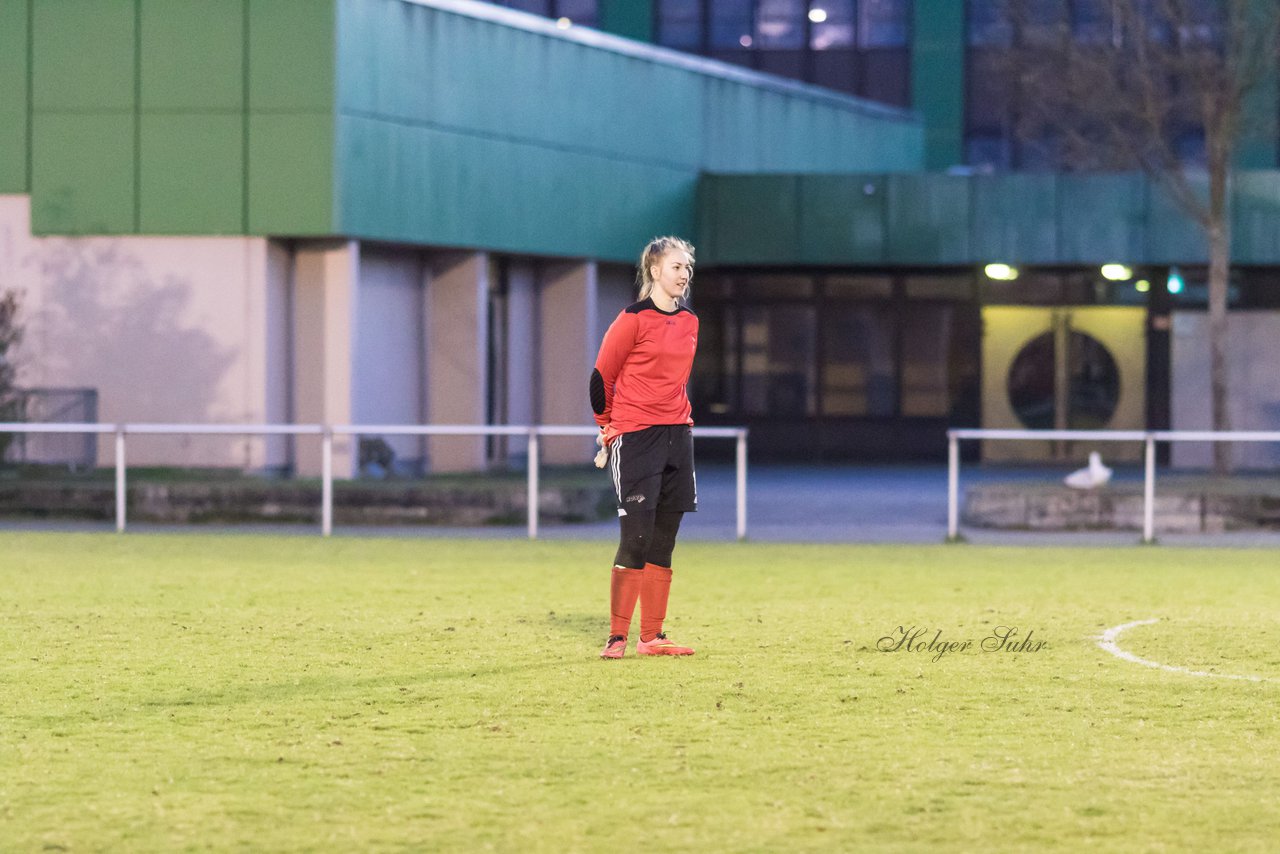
left=1207, top=221, right=1232, bottom=475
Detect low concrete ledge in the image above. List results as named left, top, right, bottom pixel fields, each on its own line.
left=964, top=481, right=1280, bottom=533
left=0, top=480, right=616, bottom=526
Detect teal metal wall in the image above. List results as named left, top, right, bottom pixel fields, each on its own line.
left=334, top=0, right=923, bottom=262
left=12, top=0, right=335, bottom=236
left=598, top=0, right=653, bottom=43
left=911, top=0, right=965, bottom=170
left=699, top=171, right=1280, bottom=266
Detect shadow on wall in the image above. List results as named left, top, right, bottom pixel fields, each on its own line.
left=32, top=241, right=237, bottom=423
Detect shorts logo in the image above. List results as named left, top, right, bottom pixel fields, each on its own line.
left=625, top=494, right=646, bottom=503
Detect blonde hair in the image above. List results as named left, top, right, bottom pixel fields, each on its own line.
left=637, top=236, right=695, bottom=302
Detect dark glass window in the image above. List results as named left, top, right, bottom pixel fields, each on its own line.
left=1071, top=0, right=1112, bottom=44
left=490, top=0, right=597, bottom=26
left=741, top=305, right=818, bottom=416
left=500, top=0, right=551, bottom=13
left=711, top=0, right=755, bottom=48
left=756, top=0, right=806, bottom=49
left=811, top=0, right=855, bottom=49
left=650, top=0, right=912, bottom=107
left=657, top=0, right=704, bottom=48
left=859, top=0, right=909, bottom=46
left=821, top=305, right=897, bottom=417
left=1019, top=0, right=1066, bottom=46
left=862, top=46, right=909, bottom=105
left=968, top=0, right=1013, bottom=46
left=556, top=0, right=597, bottom=26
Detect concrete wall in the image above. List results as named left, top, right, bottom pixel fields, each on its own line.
left=1171, top=311, right=1280, bottom=469
left=0, top=194, right=287, bottom=469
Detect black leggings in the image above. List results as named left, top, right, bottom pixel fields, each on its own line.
left=614, top=510, right=684, bottom=569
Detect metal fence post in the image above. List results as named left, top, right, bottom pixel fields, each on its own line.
left=947, top=432, right=959, bottom=542
left=321, top=428, right=333, bottom=537
left=115, top=427, right=126, bottom=533
left=1143, top=434, right=1156, bottom=544
left=735, top=429, right=748, bottom=541
left=527, top=429, right=540, bottom=540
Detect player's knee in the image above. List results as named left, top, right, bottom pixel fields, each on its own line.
left=645, top=511, right=683, bottom=567
left=614, top=511, right=656, bottom=569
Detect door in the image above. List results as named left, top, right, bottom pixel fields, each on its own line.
left=982, top=306, right=1145, bottom=462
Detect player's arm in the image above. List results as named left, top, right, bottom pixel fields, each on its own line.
left=589, top=311, right=638, bottom=431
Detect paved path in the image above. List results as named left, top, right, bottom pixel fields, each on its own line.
left=7, top=464, right=1279, bottom=547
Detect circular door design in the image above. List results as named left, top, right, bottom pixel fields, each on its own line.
left=1007, top=331, right=1120, bottom=429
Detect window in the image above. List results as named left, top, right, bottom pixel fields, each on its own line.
left=741, top=305, right=818, bottom=416
left=821, top=306, right=896, bottom=416
left=556, top=0, right=597, bottom=26
left=711, top=0, right=755, bottom=48
left=859, top=0, right=908, bottom=47
left=651, top=1, right=912, bottom=107
left=810, top=0, right=855, bottom=49
left=657, top=0, right=704, bottom=48
left=968, top=0, right=1013, bottom=47
left=756, top=0, right=806, bottom=49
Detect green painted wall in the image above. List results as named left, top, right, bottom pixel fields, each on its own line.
left=0, top=0, right=31, bottom=193
left=598, top=0, right=652, bottom=43
left=333, top=0, right=923, bottom=262
left=911, top=0, right=965, bottom=170
left=23, top=0, right=334, bottom=236
left=700, top=171, right=1280, bottom=266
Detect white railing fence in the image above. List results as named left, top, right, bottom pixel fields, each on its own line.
left=947, top=428, right=1280, bottom=544
left=0, top=423, right=749, bottom=540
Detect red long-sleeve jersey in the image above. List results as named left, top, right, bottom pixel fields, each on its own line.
left=589, top=298, right=699, bottom=437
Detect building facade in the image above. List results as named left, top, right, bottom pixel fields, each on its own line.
left=3, top=0, right=1280, bottom=471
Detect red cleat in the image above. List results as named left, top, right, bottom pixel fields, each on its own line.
left=600, top=635, right=627, bottom=659
left=636, top=633, right=694, bottom=656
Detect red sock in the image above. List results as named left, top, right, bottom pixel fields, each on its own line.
left=639, top=562, right=673, bottom=642
left=610, top=566, right=643, bottom=638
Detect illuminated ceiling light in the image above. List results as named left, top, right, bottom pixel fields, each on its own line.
left=984, top=263, right=1019, bottom=281
left=1167, top=266, right=1185, bottom=294
left=739, top=34, right=753, bottom=47
left=1100, top=263, right=1133, bottom=281
left=1135, top=279, right=1151, bottom=293
left=809, top=7, right=829, bottom=23
left=556, top=17, right=571, bottom=29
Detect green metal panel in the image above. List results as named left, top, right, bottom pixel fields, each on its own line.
left=31, top=113, right=135, bottom=234
left=334, top=0, right=919, bottom=260
left=335, top=113, right=695, bottom=259
left=798, top=175, right=886, bottom=264
left=912, top=0, right=965, bottom=170
left=141, top=0, right=244, bottom=110
left=970, top=174, right=1059, bottom=264
left=248, top=113, right=334, bottom=234
left=248, top=0, right=334, bottom=111
left=1232, top=172, right=1280, bottom=263
left=701, top=176, right=801, bottom=263
left=598, top=0, right=653, bottom=42
left=32, top=0, right=136, bottom=111
left=885, top=173, right=970, bottom=263
left=141, top=114, right=244, bottom=233
left=1143, top=176, right=1209, bottom=263
left=0, top=0, right=29, bottom=192
left=1056, top=174, right=1146, bottom=264
left=1237, top=0, right=1279, bottom=169
left=702, top=171, right=1280, bottom=266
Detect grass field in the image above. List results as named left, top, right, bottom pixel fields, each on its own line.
left=3, top=532, right=1279, bottom=852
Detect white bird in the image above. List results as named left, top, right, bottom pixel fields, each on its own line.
left=1064, top=451, right=1113, bottom=490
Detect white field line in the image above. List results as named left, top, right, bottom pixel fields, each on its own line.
left=1097, top=619, right=1274, bottom=684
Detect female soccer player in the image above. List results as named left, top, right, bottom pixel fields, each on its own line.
left=589, top=236, right=699, bottom=659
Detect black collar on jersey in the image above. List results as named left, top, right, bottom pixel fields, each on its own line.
left=627, top=297, right=693, bottom=316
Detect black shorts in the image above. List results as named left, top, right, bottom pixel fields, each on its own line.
left=609, top=424, right=697, bottom=515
